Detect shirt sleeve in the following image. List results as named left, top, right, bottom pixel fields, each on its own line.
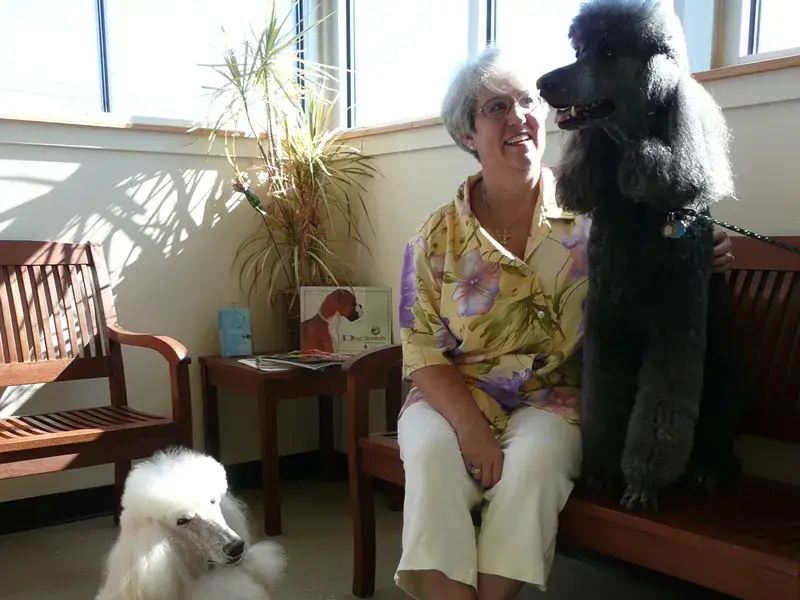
left=398, top=234, right=453, bottom=378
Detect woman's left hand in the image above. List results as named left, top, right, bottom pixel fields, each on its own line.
left=713, top=228, right=734, bottom=273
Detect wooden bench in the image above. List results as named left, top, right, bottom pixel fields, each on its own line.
left=0, top=241, right=192, bottom=518
left=343, top=234, right=800, bottom=600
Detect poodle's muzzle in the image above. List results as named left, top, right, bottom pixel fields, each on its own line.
left=536, top=64, right=616, bottom=130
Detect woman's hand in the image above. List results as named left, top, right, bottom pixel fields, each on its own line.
left=713, top=228, right=734, bottom=273
left=409, top=364, right=504, bottom=488
left=455, top=417, right=504, bottom=489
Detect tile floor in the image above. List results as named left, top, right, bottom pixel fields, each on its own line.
left=0, top=480, right=732, bottom=599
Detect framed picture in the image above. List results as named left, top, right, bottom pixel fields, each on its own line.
left=299, top=286, right=393, bottom=355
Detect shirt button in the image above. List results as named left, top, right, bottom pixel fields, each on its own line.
left=537, top=310, right=546, bottom=319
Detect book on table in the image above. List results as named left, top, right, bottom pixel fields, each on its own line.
left=238, top=350, right=349, bottom=372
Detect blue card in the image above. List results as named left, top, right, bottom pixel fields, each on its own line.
left=218, top=307, right=253, bottom=357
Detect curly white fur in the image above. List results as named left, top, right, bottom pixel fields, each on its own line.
left=95, top=446, right=286, bottom=600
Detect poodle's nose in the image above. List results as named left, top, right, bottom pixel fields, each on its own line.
left=224, top=539, right=246, bottom=561
left=536, top=73, right=554, bottom=92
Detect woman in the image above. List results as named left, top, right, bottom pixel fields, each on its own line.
left=396, top=47, right=734, bottom=600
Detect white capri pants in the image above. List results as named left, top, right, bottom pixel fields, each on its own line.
left=395, top=400, right=582, bottom=598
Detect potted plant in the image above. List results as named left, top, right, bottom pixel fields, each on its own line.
left=203, top=2, right=377, bottom=349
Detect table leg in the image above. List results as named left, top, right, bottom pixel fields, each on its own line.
left=259, top=386, right=281, bottom=536
left=201, top=363, right=220, bottom=460
left=318, top=394, right=335, bottom=481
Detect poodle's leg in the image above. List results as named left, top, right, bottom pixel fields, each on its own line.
left=114, top=460, right=131, bottom=525
left=579, top=287, right=639, bottom=495
left=620, top=289, right=708, bottom=512
left=682, top=273, right=743, bottom=493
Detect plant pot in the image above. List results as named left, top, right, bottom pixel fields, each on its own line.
left=282, top=290, right=302, bottom=351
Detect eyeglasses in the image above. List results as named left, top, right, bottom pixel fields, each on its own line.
left=475, top=94, right=547, bottom=119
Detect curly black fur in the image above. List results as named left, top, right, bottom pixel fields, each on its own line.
left=536, top=0, right=743, bottom=511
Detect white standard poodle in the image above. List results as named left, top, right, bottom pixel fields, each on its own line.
left=95, top=446, right=286, bottom=600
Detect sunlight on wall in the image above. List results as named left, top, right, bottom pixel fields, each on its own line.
left=0, top=159, right=82, bottom=212
left=0, top=384, right=45, bottom=418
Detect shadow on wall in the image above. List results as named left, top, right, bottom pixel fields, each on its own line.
left=0, top=132, right=294, bottom=501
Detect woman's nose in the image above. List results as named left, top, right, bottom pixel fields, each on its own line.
left=506, top=103, right=526, bottom=124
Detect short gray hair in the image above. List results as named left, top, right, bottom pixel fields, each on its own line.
left=441, top=46, right=541, bottom=161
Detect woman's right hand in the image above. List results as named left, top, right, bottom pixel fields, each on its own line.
left=455, top=417, right=504, bottom=489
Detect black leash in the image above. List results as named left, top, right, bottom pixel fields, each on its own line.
left=671, top=208, right=800, bottom=256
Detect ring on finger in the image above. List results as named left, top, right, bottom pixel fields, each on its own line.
left=469, top=466, right=481, bottom=477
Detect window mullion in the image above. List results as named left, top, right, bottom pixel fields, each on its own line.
left=95, top=0, right=111, bottom=113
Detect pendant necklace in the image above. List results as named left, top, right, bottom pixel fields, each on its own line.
left=483, top=189, right=514, bottom=246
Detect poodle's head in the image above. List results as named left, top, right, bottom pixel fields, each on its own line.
left=536, top=0, right=689, bottom=132
left=120, top=447, right=248, bottom=567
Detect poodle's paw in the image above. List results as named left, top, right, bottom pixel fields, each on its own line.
left=620, top=481, right=659, bottom=513
left=680, top=462, right=721, bottom=494
left=579, top=471, right=623, bottom=497
left=680, top=453, right=741, bottom=494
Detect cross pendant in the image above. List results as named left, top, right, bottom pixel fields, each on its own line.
left=496, top=229, right=512, bottom=245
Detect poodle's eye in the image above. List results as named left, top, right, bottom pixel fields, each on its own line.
left=176, top=517, right=191, bottom=526
left=596, top=39, right=615, bottom=58
left=210, top=499, right=217, bottom=505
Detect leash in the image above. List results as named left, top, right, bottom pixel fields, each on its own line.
left=666, top=208, right=800, bottom=256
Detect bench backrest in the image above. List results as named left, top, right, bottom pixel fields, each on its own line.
left=726, top=236, right=800, bottom=443
left=0, top=240, right=117, bottom=387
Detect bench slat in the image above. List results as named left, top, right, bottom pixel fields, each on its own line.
left=0, top=406, right=173, bottom=455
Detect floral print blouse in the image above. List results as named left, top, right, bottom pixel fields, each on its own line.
left=398, top=167, right=590, bottom=435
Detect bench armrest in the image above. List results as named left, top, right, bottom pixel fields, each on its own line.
left=107, top=324, right=191, bottom=366
left=106, top=323, right=193, bottom=439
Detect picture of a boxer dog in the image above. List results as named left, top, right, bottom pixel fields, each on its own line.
left=301, top=288, right=363, bottom=353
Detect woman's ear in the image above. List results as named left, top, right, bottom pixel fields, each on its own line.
left=460, top=134, right=475, bottom=151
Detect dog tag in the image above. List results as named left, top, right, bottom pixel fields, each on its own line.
left=662, top=214, right=687, bottom=239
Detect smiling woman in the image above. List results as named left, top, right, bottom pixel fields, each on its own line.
left=394, top=46, right=589, bottom=600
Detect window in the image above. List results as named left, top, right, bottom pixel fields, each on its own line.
left=348, top=0, right=478, bottom=128
left=494, top=0, right=585, bottom=79
left=0, top=0, right=297, bottom=124
left=0, top=0, right=101, bottom=115
left=720, top=0, right=800, bottom=66
left=345, top=0, right=681, bottom=129
left=495, top=0, right=674, bottom=76
left=741, top=0, right=800, bottom=58
left=106, top=0, right=295, bottom=123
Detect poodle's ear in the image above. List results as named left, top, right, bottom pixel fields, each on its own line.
left=666, top=74, right=734, bottom=206
left=624, top=59, right=734, bottom=210
left=553, top=127, right=619, bottom=214
left=96, top=529, right=188, bottom=600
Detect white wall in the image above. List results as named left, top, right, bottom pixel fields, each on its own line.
left=0, top=120, right=324, bottom=502
left=347, top=66, right=800, bottom=486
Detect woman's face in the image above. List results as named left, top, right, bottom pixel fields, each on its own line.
left=461, top=80, right=548, bottom=177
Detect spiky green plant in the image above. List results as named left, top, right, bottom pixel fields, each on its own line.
left=202, top=1, right=377, bottom=307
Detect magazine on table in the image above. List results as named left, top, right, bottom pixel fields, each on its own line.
left=238, top=350, right=350, bottom=372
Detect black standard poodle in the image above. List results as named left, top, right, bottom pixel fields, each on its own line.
left=536, top=0, right=743, bottom=511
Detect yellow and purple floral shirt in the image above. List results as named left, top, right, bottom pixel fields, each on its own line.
left=398, top=166, right=590, bottom=434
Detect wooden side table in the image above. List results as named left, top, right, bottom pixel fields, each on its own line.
left=200, top=355, right=346, bottom=536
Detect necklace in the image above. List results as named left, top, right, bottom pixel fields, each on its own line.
left=482, top=188, right=524, bottom=246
